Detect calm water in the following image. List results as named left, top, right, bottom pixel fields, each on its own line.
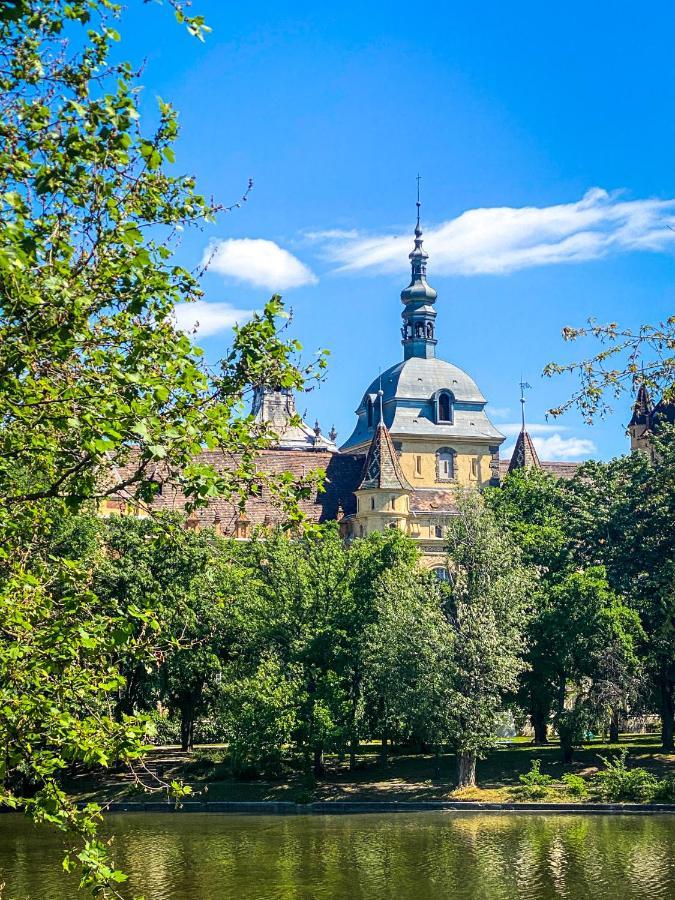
left=1, top=812, right=674, bottom=899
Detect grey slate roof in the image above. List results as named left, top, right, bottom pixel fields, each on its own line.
left=358, top=423, right=413, bottom=491
left=341, top=357, right=504, bottom=449
left=508, top=429, right=542, bottom=473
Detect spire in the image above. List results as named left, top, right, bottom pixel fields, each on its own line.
left=401, top=176, right=438, bottom=361
left=628, top=382, right=652, bottom=428
left=358, top=415, right=412, bottom=491
left=508, top=380, right=541, bottom=474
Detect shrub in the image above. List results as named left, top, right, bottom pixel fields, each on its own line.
left=514, top=759, right=554, bottom=799
left=561, top=773, right=589, bottom=799
left=595, top=750, right=658, bottom=802
left=653, top=774, right=675, bottom=803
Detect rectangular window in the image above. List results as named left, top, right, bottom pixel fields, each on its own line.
left=416, top=455, right=422, bottom=475
left=391, top=497, right=396, bottom=510
left=471, top=458, right=478, bottom=478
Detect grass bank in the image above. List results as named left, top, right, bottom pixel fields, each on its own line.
left=66, top=734, right=675, bottom=806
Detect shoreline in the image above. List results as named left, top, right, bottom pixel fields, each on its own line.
left=74, top=799, right=675, bottom=816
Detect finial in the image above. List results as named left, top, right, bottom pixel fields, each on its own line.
left=313, top=419, right=322, bottom=437
left=328, top=425, right=337, bottom=442
left=519, top=378, right=532, bottom=432
left=416, top=173, right=422, bottom=235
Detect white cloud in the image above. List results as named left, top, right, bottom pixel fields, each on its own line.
left=172, top=301, right=254, bottom=337
left=204, top=238, right=318, bottom=291
left=499, top=422, right=569, bottom=438
left=311, top=188, right=675, bottom=276
left=486, top=405, right=511, bottom=419
left=501, top=431, right=596, bottom=461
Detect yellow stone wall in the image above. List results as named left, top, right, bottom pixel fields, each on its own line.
left=396, top=438, right=494, bottom=488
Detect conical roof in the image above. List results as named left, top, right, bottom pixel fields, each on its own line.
left=358, top=422, right=412, bottom=491
left=628, top=383, right=652, bottom=428
left=508, top=429, right=541, bottom=474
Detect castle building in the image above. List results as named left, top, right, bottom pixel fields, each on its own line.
left=103, top=202, right=580, bottom=566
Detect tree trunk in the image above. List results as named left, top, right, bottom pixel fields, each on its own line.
left=531, top=711, right=549, bottom=745
left=313, top=747, right=325, bottom=778
left=180, top=703, right=194, bottom=752
left=661, top=679, right=674, bottom=752
left=609, top=708, right=620, bottom=744
left=456, top=750, right=477, bottom=788
left=560, top=736, right=574, bottom=764
left=380, top=735, right=388, bottom=768
left=349, top=737, right=358, bottom=772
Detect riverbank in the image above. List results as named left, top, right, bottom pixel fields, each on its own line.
left=64, top=733, right=675, bottom=807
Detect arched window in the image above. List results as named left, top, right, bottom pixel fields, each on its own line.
left=433, top=567, right=450, bottom=582
left=434, top=525, right=443, bottom=538
left=438, top=391, right=452, bottom=423
left=436, top=448, right=455, bottom=482
left=367, top=397, right=374, bottom=427
left=370, top=496, right=375, bottom=510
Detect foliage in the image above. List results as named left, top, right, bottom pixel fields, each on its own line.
left=561, top=773, right=589, bottom=799
left=488, top=466, right=646, bottom=760
left=544, top=316, right=674, bottom=422
left=513, top=759, right=554, bottom=799
left=444, top=490, right=533, bottom=786
left=595, top=750, right=658, bottom=803
left=0, top=0, right=319, bottom=893
left=220, top=654, right=298, bottom=777
left=566, top=429, right=675, bottom=750
left=653, top=774, right=675, bottom=803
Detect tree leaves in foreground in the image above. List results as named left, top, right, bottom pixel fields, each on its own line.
left=544, top=317, right=674, bottom=422
left=0, top=1, right=320, bottom=894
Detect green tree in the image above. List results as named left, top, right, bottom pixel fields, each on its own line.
left=566, top=430, right=675, bottom=750
left=486, top=469, right=571, bottom=744
left=444, top=490, right=532, bottom=788
left=362, top=564, right=454, bottom=769
left=0, top=1, right=317, bottom=890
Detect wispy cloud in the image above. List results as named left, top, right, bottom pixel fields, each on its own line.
left=499, top=422, right=568, bottom=438
left=501, top=428, right=596, bottom=461
left=204, top=238, right=318, bottom=291
left=173, top=301, right=254, bottom=337
left=486, top=405, right=511, bottom=419
left=310, top=188, right=675, bottom=276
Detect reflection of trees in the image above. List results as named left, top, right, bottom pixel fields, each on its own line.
left=1, top=812, right=674, bottom=898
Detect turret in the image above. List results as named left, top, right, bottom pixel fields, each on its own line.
left=400, top=177, right=438, bottom=360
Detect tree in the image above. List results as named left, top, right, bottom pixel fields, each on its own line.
left=566, top=430, right=675, bottom=750
left=485, top=469, right=571, bottom=745
left=544, top=317, right=674, bottom=421
left=444, top=490, right=532, bottom=788
left=362, top=564, right=454, bottom=769
left=0, top=1, right=317, bottom=891
left=542, top=568, right=643, bottom=762
left=487, top=469, right=645, bottom=755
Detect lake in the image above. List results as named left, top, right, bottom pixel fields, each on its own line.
left=1, top=811, right=674, bottom=899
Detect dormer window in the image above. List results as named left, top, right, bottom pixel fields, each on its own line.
left=437, top=391, right=453, bottom=423
left=367, top=397, right=374, bottom=427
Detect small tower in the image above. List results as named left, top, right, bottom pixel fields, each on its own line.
left=628, top=383, right=653, bottom=451
left=354, top=388, right=412, bottom=536
left=400, top=176, right=438, bottom=361
left=508, top=380, right=541, bottom=474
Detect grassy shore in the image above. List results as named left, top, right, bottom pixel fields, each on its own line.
left=65, top=734, right=675, bottom=806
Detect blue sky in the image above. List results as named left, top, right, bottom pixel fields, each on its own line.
left=120, top=0, right=675, bottom=460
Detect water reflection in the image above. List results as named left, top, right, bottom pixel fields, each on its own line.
left=0, top=812, right=673, bottom=899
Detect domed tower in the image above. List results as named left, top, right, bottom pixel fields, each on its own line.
left=341, top=189, right=504, bottom=559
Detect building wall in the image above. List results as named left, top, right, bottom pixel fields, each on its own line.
left=396, top=438, right=494, bottom=488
